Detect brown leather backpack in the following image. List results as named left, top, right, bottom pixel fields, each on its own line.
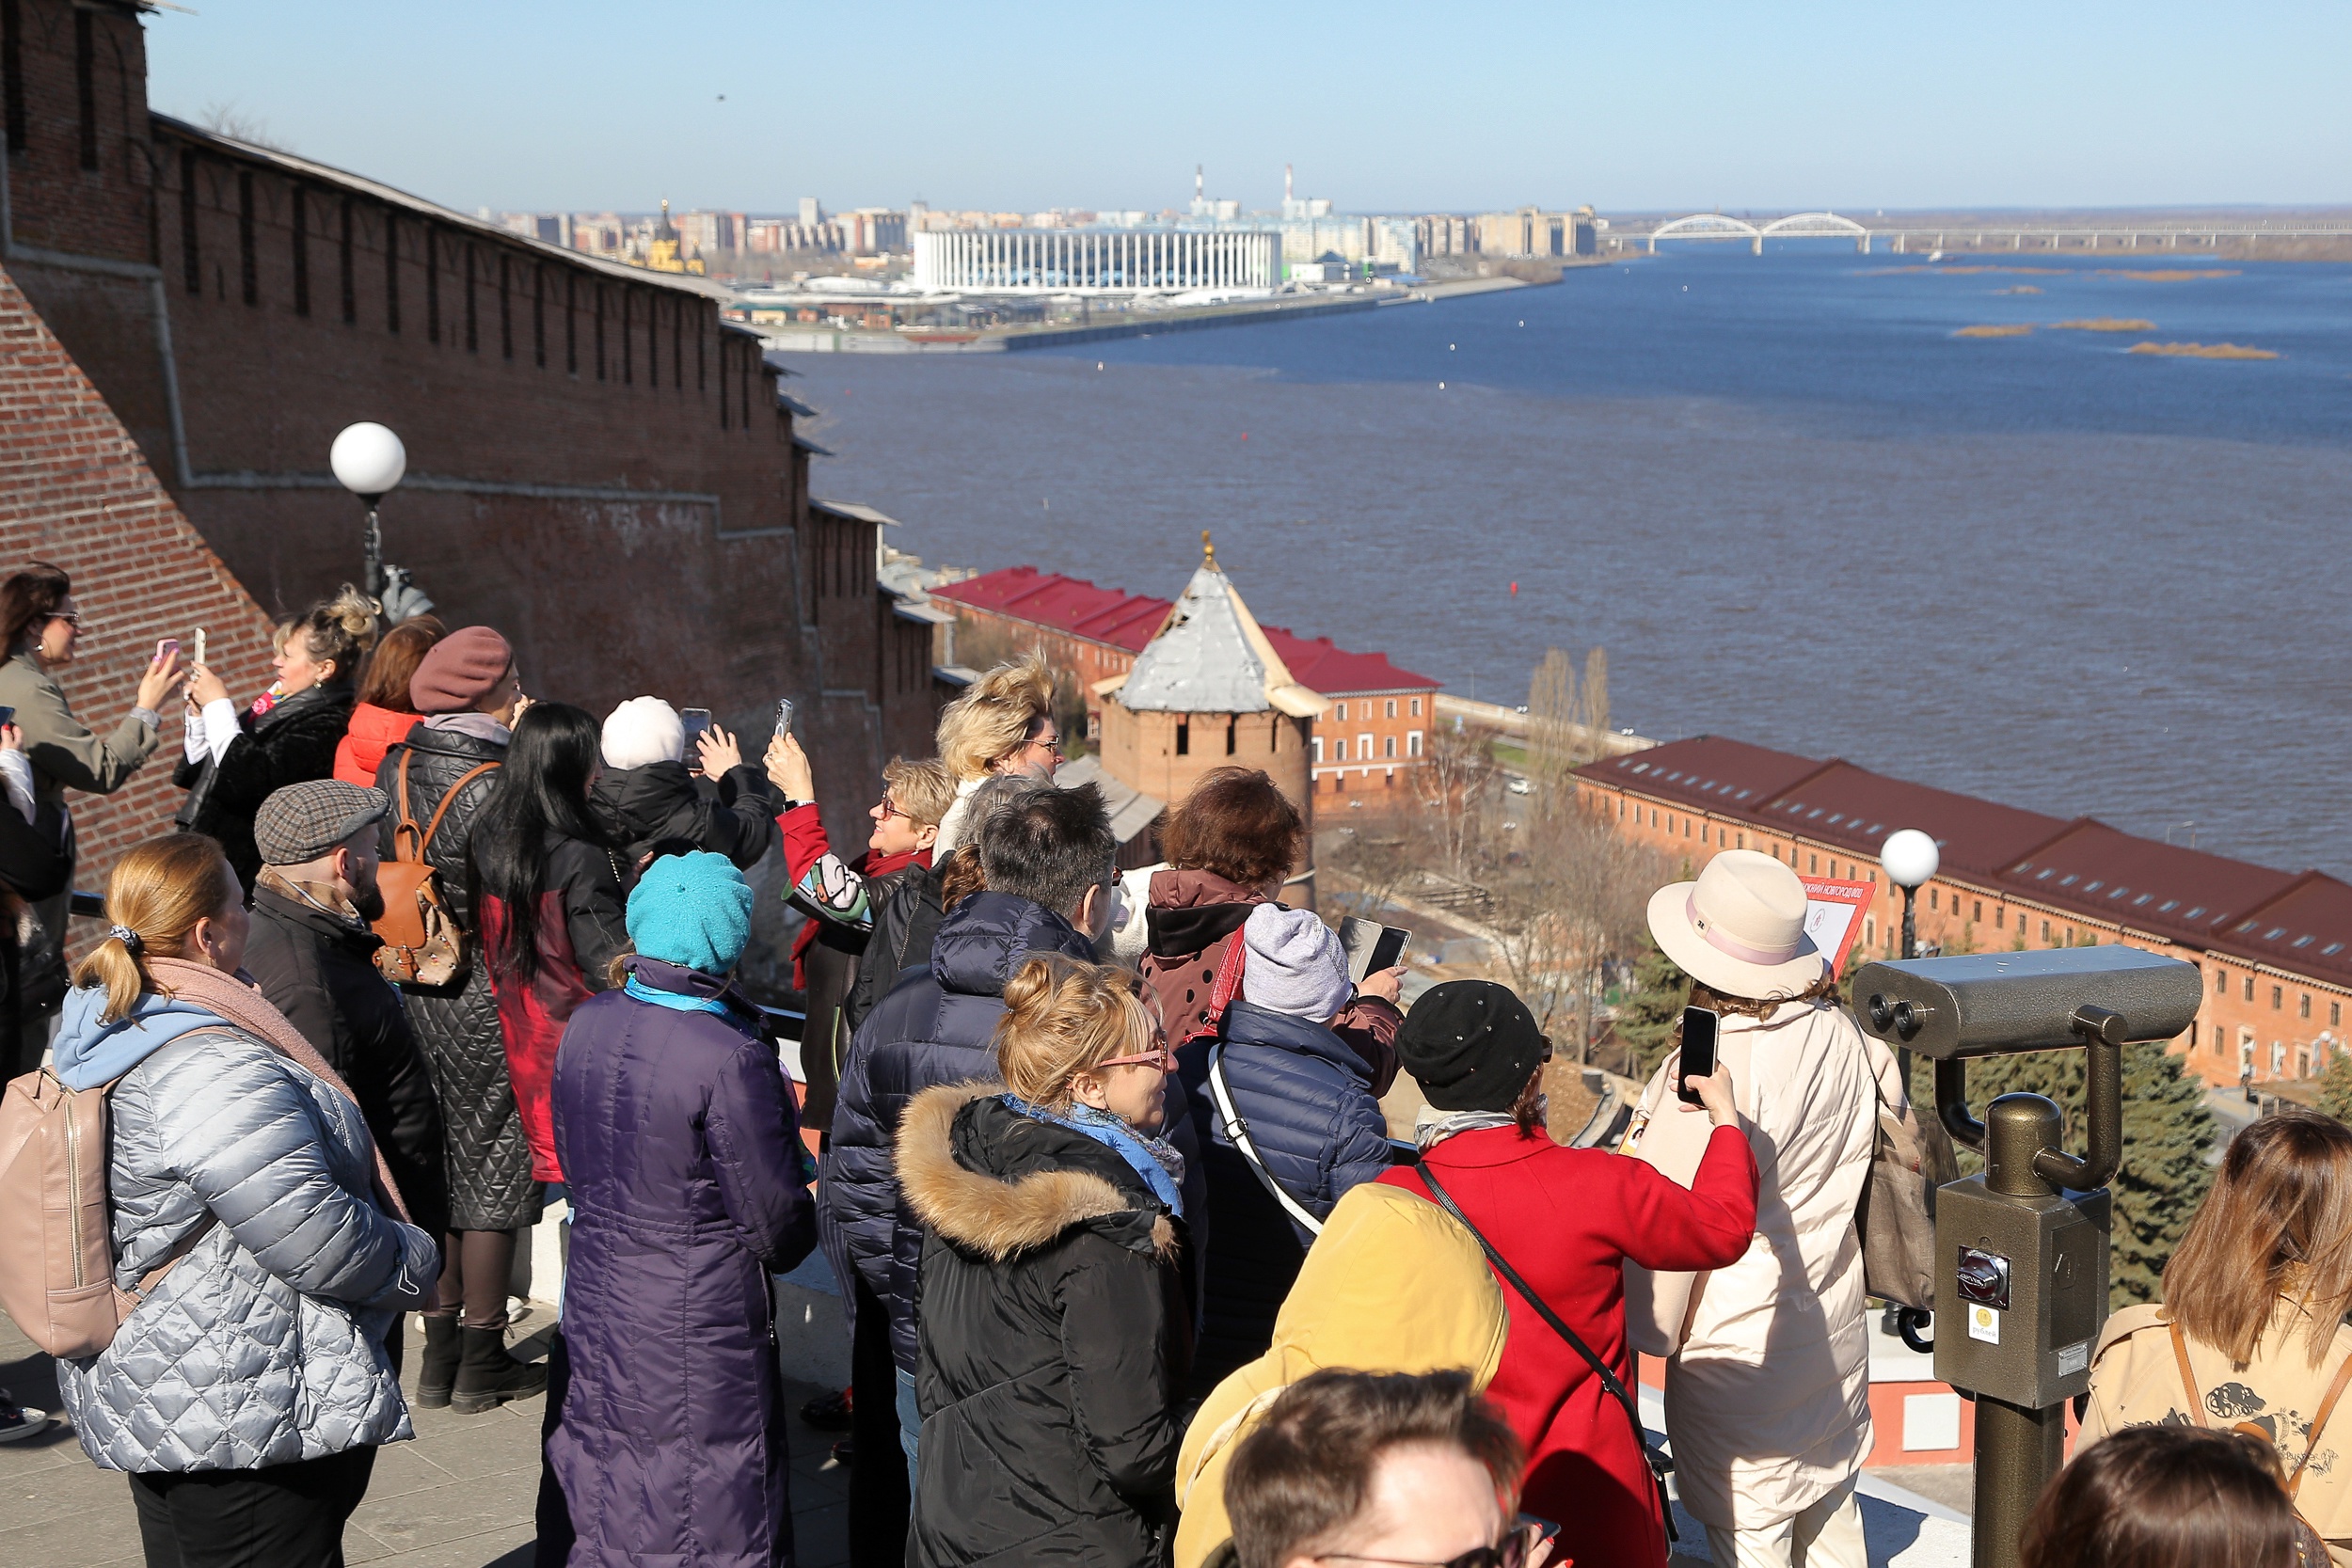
left=373, top=750, right=499, bottom=988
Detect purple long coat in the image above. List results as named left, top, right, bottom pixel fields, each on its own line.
left=548, top=960, right=818, bottom=1568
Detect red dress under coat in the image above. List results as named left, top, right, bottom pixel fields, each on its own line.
left=1380, top=1123, right=1757, bottom=1568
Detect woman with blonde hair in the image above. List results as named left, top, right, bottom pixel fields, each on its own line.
left=47, top=832, right=437, bottom=1566
left=929, top=652, right=1059, bottom=855
left=896, top=953, right=1189, bottom=1566
left=2080, top=1107, right=2352, bottom=1563
left=178, top=586, right=378, bottom=891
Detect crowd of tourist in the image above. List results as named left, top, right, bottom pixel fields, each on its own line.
left=0, top=565, right=2344, bottom=1568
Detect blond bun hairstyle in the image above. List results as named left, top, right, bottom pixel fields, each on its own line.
left=294, top=585, right=379, bottom=684
left=935, top=653, right=1055, bottom=782
left=72, top=833, right=238, bottom=1022
left=994, top=954, right=1153, bottom=1108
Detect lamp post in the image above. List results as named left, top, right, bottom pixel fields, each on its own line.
left=329, top=422, right=406, bottom=601
left=1879, top=827, right=1942, bottom=1352
left=1881, top=828, right=1941, bottom=963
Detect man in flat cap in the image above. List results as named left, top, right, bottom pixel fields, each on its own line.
left=243, top=779, right=450, bottom=1259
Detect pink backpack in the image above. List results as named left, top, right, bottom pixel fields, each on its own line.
left=0, top=1062, right=215, bottom=1357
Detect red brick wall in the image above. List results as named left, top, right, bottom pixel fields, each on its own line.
left=2, top=0, right=943, bottom=867
left=0, top=261, right=275, bottom=906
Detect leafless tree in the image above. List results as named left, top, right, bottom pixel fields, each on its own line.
left=1482, top=796, right=1666, bottom=1055
left=1526, top=647, right=1577, bottom=793
left=1575, top=647, right=1610, bottom=761
left=1412, top=719, right=1495, bottom=880
left=199, top=102, right=290, bottom=152
left=1318, top=812, right=1438, bottom=927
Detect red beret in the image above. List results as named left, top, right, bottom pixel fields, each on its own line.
left=408, top=626, right=513, bottom=715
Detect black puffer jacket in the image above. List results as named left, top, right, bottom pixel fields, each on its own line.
left=174, top=682, right=356, bottom=893
left=590, top=760, right=780, bottom=870
left=898, top=1085, right=1189, bottom=1568
left=373, top=721, right=506, bottom=927
left=845, top=862, right=946, bottom=1037
left=243, top=874, right=452, bottom=1242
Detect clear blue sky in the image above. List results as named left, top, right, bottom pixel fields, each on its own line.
left=145, top=1, right=2351, bottom=216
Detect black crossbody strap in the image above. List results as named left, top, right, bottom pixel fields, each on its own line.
left=1415, top=1158, right=1678, bottom=1550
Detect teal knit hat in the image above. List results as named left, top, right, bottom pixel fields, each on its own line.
left=626, top=851, right=755, bottom=974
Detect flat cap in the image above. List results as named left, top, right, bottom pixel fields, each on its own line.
left=254, top=780, right=390, bottom=866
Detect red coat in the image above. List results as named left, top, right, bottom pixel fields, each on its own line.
left=1380, top=1124, right=1757, bottom=1568
left=335, top=703, right=417, bottom=788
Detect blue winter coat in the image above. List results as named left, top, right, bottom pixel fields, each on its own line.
left=546, top=958, right=818, bottom=1568
left=826, top=890, right=1100, bottom=1374
left=1177, top=997, right=1395, bottom=1393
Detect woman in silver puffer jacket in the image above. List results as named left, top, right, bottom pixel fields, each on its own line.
left=49, top=832, right=438, bottom=1566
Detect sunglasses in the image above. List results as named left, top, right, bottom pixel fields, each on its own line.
left=875, top=798, right=910, bottom=821
left=1319, top=1521, right=1544, bottom=1568
left=1093, top=1048, right=1179, bottom=1074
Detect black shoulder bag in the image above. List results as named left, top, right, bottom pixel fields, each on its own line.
left=1413, top=1159, right=1678, bottom=1551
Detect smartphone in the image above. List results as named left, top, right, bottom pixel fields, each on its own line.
left=1338, top=915, right=1411, bottom=984
left=681, top=706, right=713, bottom=774
left=192, top=628, right=207, bottom=665
left=773, top=698, right=795, bottom=738
left=1518, top=1513, right=1563, bottom=1549
left=1677, top=1006, right=1720, bottom=1105
left=153, top=638, right=180, bottom=664
left=0, top=705, right=16, bottom=728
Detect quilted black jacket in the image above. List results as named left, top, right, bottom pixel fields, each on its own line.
left=373, top=722, right=507, bottom=928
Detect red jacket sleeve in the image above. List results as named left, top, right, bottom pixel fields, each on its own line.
left=1605, top=1124, right=1758, bottom=1273
left=780, top=801, right=831, bottom=885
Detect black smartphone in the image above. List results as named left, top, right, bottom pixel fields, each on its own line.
left=0, top=705, right=15, bottom=728
left=1677, top=1005, right=1720, bottom=1105
left=1337, top=915, right=1411, bottom=984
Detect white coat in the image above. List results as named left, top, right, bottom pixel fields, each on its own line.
left=1626, top=998, right=1898, bottom=1531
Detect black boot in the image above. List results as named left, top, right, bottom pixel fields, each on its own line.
left=451, top=1325, right=548, bottom=1414
left=416, top=1315, right=462, bottom=1410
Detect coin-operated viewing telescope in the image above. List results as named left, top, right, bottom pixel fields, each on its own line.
left=1851, top=944, right=2202, bottom=1568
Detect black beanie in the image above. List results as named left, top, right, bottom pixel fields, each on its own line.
left=1395, top=981, right=1550, bottom=1112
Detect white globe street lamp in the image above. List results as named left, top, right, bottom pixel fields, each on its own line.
left=1879, top=828, right=1941, bottom=961
left=330, top=422, right=406, bottom=599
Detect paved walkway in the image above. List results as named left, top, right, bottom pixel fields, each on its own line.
left=0, top=1307, right=852, bottom=1568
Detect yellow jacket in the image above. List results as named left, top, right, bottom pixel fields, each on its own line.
left=1172, top=1180, right=1510, bottom=1568
left=2083, top=1300, right=2352, bottom=1565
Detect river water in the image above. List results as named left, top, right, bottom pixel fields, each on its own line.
left=784, top=247, right=2352, bottom=876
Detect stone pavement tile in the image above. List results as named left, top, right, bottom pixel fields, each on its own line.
left=349, top=1465, right=543, bottom=1558
left=0, top=1442, right=135, bottom=1532
left=0, top=1498, right=147, bottom=1568
left=792, top=1496, right=850, bottom=1568
left=0, top=1414, right=91, bottom=1480
left=360, top=1437, right=466, bottom=1502
left=364, top=1523, right=536, bottom=1568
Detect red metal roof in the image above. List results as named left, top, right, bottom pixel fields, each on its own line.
left=1579, top=736, right=2352, bottom=984
left=931, top=566, right=1440, bottom=696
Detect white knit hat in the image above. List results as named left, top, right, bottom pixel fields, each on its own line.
left=1241, top=904, right=1353, bottom=1022
left=602, top=696, right=686, bottom=770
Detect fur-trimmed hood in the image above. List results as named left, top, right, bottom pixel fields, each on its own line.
left=898, top=1081, right=1178, bottom=1263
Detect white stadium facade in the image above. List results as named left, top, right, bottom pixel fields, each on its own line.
left=913, top=228, right=1279, bottom=293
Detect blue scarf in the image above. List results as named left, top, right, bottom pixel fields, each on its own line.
left=1000, top=1093, right=1185, bottom=1219
left=625, top=974, right=731, bottom=1017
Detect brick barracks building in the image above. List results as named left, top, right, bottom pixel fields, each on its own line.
left=1577, top=735, right=2352, bottom=1089
left=930, top=564, right=1439, bottom=803
left=0, top=0, right=939, bottom=885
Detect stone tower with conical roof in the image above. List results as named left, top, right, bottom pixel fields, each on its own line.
left=1097, top=534, right=1326, bottom=876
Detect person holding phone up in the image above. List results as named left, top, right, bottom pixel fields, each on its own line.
left=0, top=561, right=185, bottom=1073
left=1621, top=850, right=1898, bottom=1568
left=1376, top=980, right=1756, bottom=1568
left=590, top=697, right=782, bottom=871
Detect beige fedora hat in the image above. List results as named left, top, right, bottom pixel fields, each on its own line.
left=1646, top=849, right=1827, bottom=999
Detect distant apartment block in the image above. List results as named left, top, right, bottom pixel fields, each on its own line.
left=1580, top=737, right=2352, bottom=1087
left=930, top=566, right=1438, bottom=801
left=1474, top=206, right=1599, bottom=259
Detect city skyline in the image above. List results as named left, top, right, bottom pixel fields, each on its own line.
left=148, top=1, right=2351, bottom=217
